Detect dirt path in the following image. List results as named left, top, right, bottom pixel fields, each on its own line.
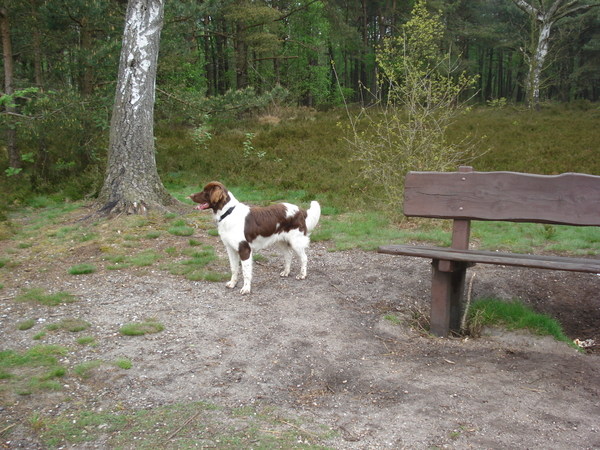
left=1, top=216, right=600, bottom=449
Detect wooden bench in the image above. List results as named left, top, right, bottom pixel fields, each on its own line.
left=378, top=166, right=600, bottom=337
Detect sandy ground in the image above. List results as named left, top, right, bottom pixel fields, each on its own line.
left=1, top=213, right=600, bottom=449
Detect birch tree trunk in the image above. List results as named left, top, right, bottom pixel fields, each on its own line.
left=513, top=0, right=595, bottom=111
left=97, top=0, right=175, bottom=215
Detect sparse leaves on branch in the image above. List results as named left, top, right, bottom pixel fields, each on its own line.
left=346, top=0, right=481, bottom=211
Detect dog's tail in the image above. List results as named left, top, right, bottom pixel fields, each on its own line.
left=306, top=201, right=321, bottom=233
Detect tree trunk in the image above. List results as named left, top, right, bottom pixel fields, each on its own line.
left=32, top=26, right=43, bottom=91
left=529, top=20, right=553, bottom=111
left=0, top=6, right=19, bottom=170
left=80, top=23, right=95, bottom=96
left=513, top=0, right=595, bottom=111
left=97, top=0, right=175, bottom=215
left=235, top=20, right=248, bottom=89
left=203, top=14, right=214, bottom=97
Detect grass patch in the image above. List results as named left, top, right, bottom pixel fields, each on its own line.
left=17, top=288, right=76, bottom=306
left=74, top=360, right=103, bottom=378
left=162, top=245, right=227, bottom=281
left=312, top=213, right=451, bottom=251
left=0, top=345, right=69, bottom=397
left=168, top=225, right=195, bottom=236
left=471, top=222, right=600, bottom=255
left=383, top=314, right=401, bottom=325
left=52, top=318, right=90, bottom=333
left=76, top=336, right=96, bottom=345
left=105, top=254, right=132, bottom=270
left=120, top=319, right=164, bottom=336
left=17, top=319, right=36, bottom=330
left=67, top=263, right=96, bottom=275
left=128, top=250, right=161, bottom=266
left=164, top=246, right=177, bottom=255
left=113, top=358, right=132, bottom=369
left=37, top=401, right=336, bottom=450
left=466, top=298, right=576, bottom=348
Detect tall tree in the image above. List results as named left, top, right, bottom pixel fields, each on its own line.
left=513, top=0, right=599, bottom=110
left=97, top=0, right=175, bottom=215
left=0, top=4, right=19, bottom=171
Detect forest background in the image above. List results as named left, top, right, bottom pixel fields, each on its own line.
left=1, top=0, right=600, bottom=215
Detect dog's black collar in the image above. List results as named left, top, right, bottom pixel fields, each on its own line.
left=219, top=205, right=235, bottom=222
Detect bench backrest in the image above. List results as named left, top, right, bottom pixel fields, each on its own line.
left=403, top=166, right=600, bottom=227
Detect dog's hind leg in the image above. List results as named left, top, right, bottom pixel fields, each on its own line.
left=294, top=248, right=308, bottom=279
left=290, top=243, right=308, bottom=280
left=276, top=242, right=293, bottom=277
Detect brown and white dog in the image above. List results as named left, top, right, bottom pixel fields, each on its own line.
left=190, top=182, right=321, bottom=294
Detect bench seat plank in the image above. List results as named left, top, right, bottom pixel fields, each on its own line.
left=378, top=244, right=600, bottom=273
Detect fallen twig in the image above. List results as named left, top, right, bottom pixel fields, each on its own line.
left=165, top=411, right=200, bottom=441
left=520, top=386, right=546, bottom=393
left=281, top=420, right=319, bottom=439
left=0, top=423, right=16, bottom=435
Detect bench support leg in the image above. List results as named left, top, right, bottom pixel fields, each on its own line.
left=430, top=260, right=467, bottom=337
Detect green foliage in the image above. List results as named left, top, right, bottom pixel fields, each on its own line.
left=17, top=288, right=76, bottom=306
left=471, top=221, right=600, bottom=255
left=450, top=106, right=600, bottom=175
left=74, top=360, right=103, bottom=378
left=162, top=244, right=224, bottom=281
left=17, top=319, right=36, bottom=331
left=67, top=264, right=96, bottom=275
left=167, top=221, right=194, bottom=236
left=77, top=336, right=96, bottom=345
left=128, top=250, right=162, bottom=266
left=346, top=0, right=481, bottom=209
left=156, top=108, right=366, bottom=212
left=39, top=401, right=335, bottom=450
left=114, top=358, right=132, bottom=370
left=1, top=90, right=109, bottom=199
left=467, top=298, right=575, bottom=348
left=120, top=319, right=164, bottom=336
left=0, top=345, right=69, bottom=397
left=54, top=318, right=90, bottom=333
left=157, top=85, right=290, bottom=124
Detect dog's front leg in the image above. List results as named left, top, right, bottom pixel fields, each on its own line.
left=238, top=241, right=253, bottom=294
left=240, top=258, right=253, bottom=294
left=224, top=244, right=240, bottom=289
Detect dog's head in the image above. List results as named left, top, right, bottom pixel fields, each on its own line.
left=190, top=182, right=230, bottom=212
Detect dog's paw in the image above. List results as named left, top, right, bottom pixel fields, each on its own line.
left=296, top=273, right=306, bottom=280
left=225, top=281, right=237, bottom=289
left=240, top=286, right=251, bottom=295
left=280, top=270, right=290, bottom=277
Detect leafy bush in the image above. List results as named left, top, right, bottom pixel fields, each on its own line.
left=345, top=0, right=481, bottom=210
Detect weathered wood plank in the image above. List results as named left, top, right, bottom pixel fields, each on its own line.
left=377, top=245, right=600, bottom=273
left=403, top=170, right=600, bottom=226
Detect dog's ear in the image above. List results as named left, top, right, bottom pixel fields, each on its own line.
left=209, top=184, right=225, bottom=205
